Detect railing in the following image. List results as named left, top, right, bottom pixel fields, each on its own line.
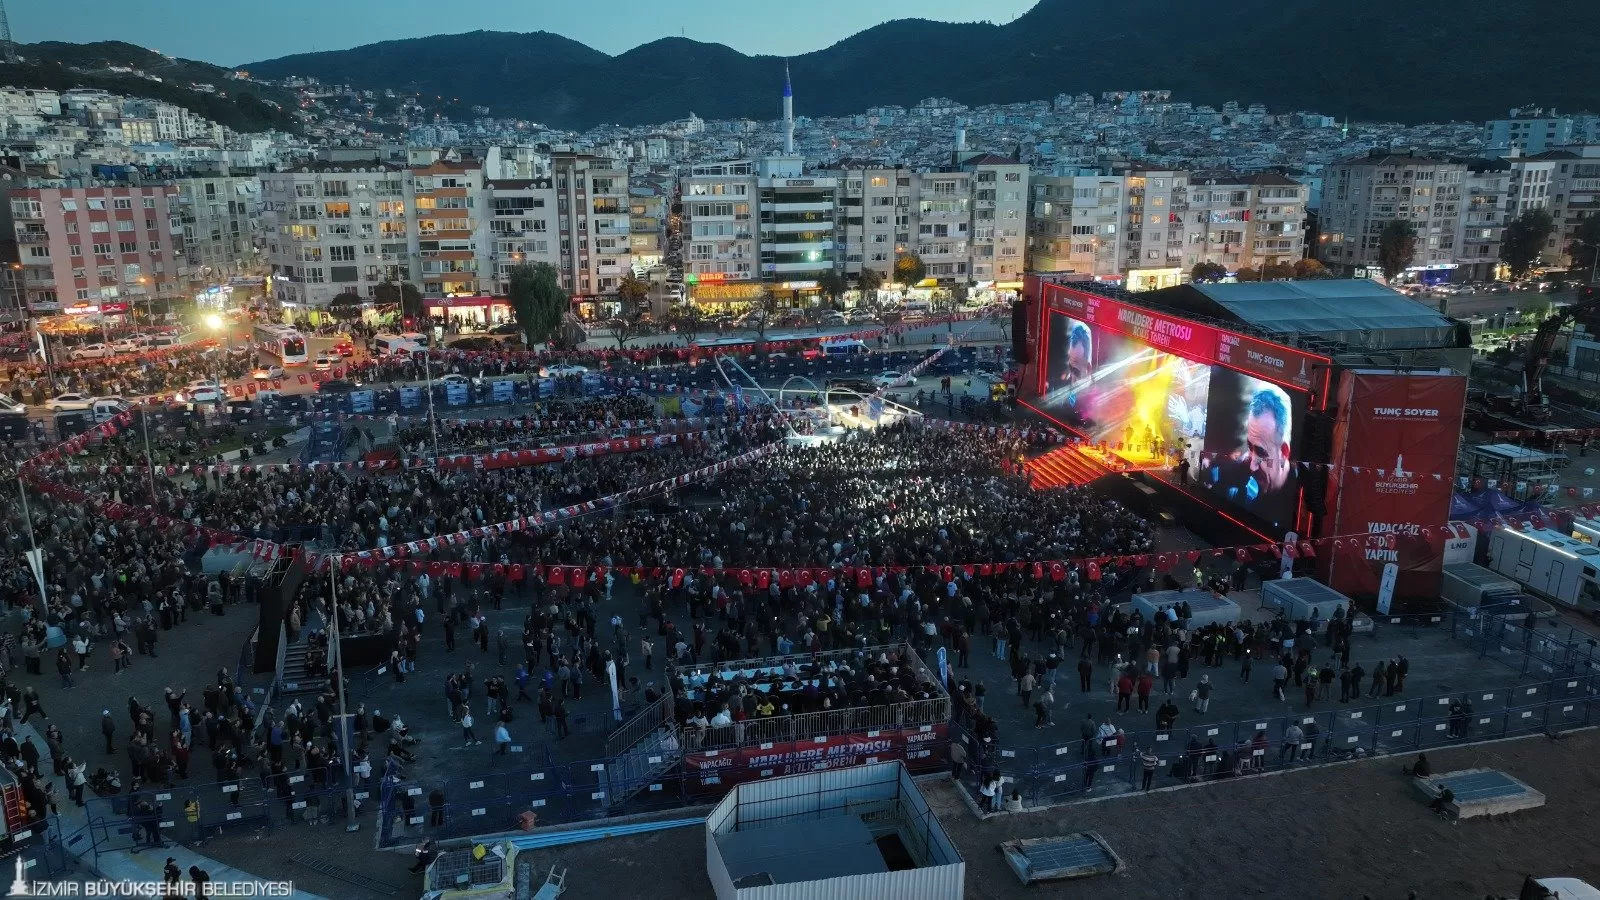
left=605, top=693, right=674, bottom=761
left=960, top=680, right=1598, bottom=811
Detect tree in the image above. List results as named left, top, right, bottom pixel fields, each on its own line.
left=507, top=263, right=568, bottom=348
left=1235, top=266, right=1261, bottom=282
left=1500, top=209, right=1556, bottom=281
left=1190, top=261, right=1226, bottom=283
left=818, top=270, right=848, bottom=307
left=893, top=252, right=926, bottom=290
left=615, top=275, right=651, bottom=318
left=1293, top=258, right=1330, bottom=279
left=1568, top=215, right=1600, bottom=276
left=857, top=268, right=885, bottom=300
left=373, top=280, right=424, bottom=323
left=1262, top=262, right=1297, bottom=281
left=606, top=314, right=649, bottom=351
left=326, top=290, right=364, bottom=321
left=1377, top=219, right=1418, bottom=283
left=665, top=304, right=703, bottom=341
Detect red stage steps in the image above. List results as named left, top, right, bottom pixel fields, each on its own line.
left=1023, top=445, right=1114, bottom=489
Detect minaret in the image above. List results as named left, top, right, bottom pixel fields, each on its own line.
left=782, top=61, right=795, bottom=155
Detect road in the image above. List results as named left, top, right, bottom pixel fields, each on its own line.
left=1436, top=287, right=1584, bottom=319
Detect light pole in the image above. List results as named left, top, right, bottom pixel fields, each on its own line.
left=15, top=473, right=46, bottom=616
left=327, top=552, right=359, bottom=832
left=136, top=276, right=154, bottom=328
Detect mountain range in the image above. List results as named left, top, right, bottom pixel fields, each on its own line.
left=239, top=0, right=1598, bottom=130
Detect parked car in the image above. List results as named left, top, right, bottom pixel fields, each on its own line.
left=109, top=337, right=149, bottom=353
left=821, top=311, right=848, bottom=326
left=872, top=371, right=907, bottom=388
left=69, top=343, right=111, bottom=360
left=332, top=340, right=355, bottom=357
left=313, top=354, right=338, bottom=371
left=47, top=392, right=97, bottom=411
left=178, top=382, right=223, bottom=404
left=542, top=363, right=589, bottom=378
left=436, top=373, right=470, bottom=386
left=0, top=396, right=25, bottom=416
left=252, top=364, right=285, bottom=380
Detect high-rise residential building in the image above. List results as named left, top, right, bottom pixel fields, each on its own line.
left=7, top=183, right=184, bottom=316
left=959, top=152, right=1030, bottom=286
left=679, top=160, right=760, bottom=306
left=1458, top=160, right=1511, bottom=281
left=1027, top=172, right=1126, bottom=277
left=1484, top=109, right=1574, bottom=155
left=173, top=174, right=264, bottom=287
left=550, top=152, right=632, bottom=313
left=827, top=152, right=1028, bottom=288
left=629, top=192, right=666, bottom=270
left=261, top=162, right=409, bottom=308
left=1234, top=173, right=1308, bottom=271
left=757, top=155, right=836, bottom=299
left=1120, top=168, right=1190, bottom=289
left=485, top=177, right=559, bottom=296
left=408, top=159, right=490, bottom=299
left=1317, top=151, right=1465, bottom=278
left=1531, top=145, right=1600, bottom=268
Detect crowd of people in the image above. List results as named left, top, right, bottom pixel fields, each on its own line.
left=393, top=394, right=662, bottom=455
left=1, top=344, right=259, bottom=403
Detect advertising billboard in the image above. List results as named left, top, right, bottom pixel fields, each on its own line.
left=1325, top=371, right=1469, bottom=599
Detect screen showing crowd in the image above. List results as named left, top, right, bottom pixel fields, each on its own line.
left=1041, top=310, right=1305, bottom=533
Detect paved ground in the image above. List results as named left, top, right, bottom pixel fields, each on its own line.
left=438, top=730, right=1600, bottom=900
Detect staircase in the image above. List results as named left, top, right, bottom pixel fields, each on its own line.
left=277, top=642, right=330, bottom=698
left=1024, top=446, right=1113, bottom=489
left=605, top=723, right=682, bottom=809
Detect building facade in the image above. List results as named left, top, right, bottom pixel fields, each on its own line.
left=8, top=183, right=184, bottom=315
left=1027, top=172, right=1126, bottom=277
left=550, top=152, right=632, bottom=305
left=1533, top=146, right=1600, bottom=267
left=408, top=160, right=490, bottom=299
left=1317, top=152, right=1465, bottom=279
left=174, top=175, right=264, bottom=290
left=260, top=163, right=408, bottom=308
left=1484, top=111, right=1574, bottom=155
left=485, top=178, right=559, bottom=296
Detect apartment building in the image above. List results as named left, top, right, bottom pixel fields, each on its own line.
left=1027, top=172, right=1126, bottom=277
left=173, top=175, right=263, bottom=286
left=829, top=153, right=1028, bottom=287
left=1531, top=146, right=1600, bottom=267
left=1317, top=151, right=1465, bottom=278
left=1484, top=110, right=1574, bottom=155
left=408, top=160, right=490, bottom=299
left=550, top=152, right=632, bottom=306
left=960, top=152, right=1030, bottom=286
left=629, top=193, right=666, bottom=270
left=757, top=156, right=837, bottom=293
left=261, top=162, right=409, bottom=308
left=485, top=177, right=559, bottom=296
left=679, top=156, right=836, bottom=303
left=8, top=183, right=184, bottom=314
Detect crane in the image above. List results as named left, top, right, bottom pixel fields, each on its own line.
left=1519, top=286, right=1600, bottom=420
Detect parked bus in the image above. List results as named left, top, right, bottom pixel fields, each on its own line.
left=252, top=324, right=308, bottom=365
left=371, top=332, right=430, bottom=358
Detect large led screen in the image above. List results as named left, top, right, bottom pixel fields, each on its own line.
left=1040, top=311, right=1211, bottom=459
left=1041, top=309, right=1305, bottom=533
left=1197, top=369, right=1307, bottom=534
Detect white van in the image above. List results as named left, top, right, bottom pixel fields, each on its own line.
left=372, top=332, right=430, bottom=358
left=89, top=398, right=129, bottom=423
left=899, top=300, right=933, bottom=320
left=821, top=339, right=868, bottom=357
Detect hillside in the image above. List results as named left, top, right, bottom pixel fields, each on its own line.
left=13, top=40, right=298, bottom=134
left=239, top=0, right=1599, bottom=129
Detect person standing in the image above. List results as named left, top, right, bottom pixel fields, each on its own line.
left=494, top=721, right=511, bottom=756
left=1114, top=672, right=1132, bottom=713
left=553, top=699, right=570, bottom=739
left=1019, top=670, right=1036, bottom=708
left=461, top=706, right=478, bottom=746
left=1077, top=657, right=1094, bottom=693
left=1193, top=675, right=1212, bottom=714
left=1368, top=661, right=1386, bottom=699
left=1138, top=747, right=1159, bottom=791
left=101, top=709, right=117, bottom=755
left=949, top=740, right=968, bottom=782
left=1239, top=649, right=1253, bottom=683
left=1136, top=672, right=1154, bottom=713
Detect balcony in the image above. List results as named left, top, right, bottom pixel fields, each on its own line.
left=761, top=240, right=834, bottom=254
left=769, top=202, right=833, bottom=214
left=17, top=232, right=48, bottom=243
left=769, top=221, right=834, bottom=233
left=763, top=260, right=834, bottom=274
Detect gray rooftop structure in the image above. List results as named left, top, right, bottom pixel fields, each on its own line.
left=706, top=761, right=964, bottom=900
left=1148, top=280, right=1466, bottom=352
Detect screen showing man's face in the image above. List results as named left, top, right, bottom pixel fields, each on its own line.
left=1246, top=410, right=1290, bottom=491
left=1067, top=340, right=1090, bottom=382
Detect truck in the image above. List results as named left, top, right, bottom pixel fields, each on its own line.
left=1440, top=563, right=1523, bottom=608
left=1485, top=527, right=1600, bottom=617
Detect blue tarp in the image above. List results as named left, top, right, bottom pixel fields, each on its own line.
left=1450, top=488, right=1547, bottom=521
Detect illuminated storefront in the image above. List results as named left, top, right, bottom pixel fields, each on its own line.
left=422, top=294, right=513, bottom=326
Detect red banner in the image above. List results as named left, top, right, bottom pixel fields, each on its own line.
left=1325, top=371, right=1468, bottom=599
left=682, top=725, right=946, bottom=792
left=1035, top=279, right=1322, bottom=391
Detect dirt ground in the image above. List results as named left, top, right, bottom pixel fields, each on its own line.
left=464, top=730, right=1600, bottom=900
left=926, top=729, right=1600, bottom=900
